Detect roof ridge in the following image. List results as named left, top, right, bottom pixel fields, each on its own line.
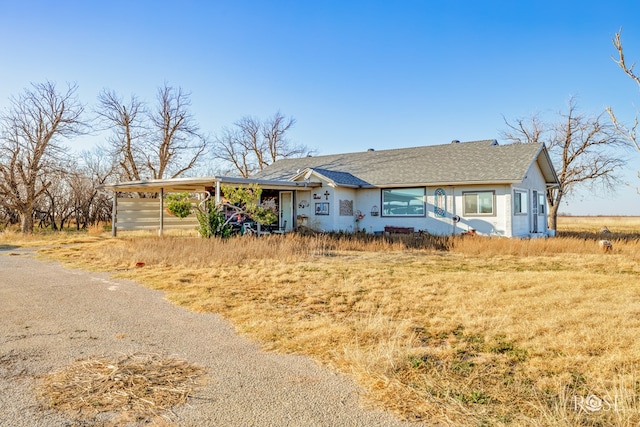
left=275, top=139, right=500, bottom=162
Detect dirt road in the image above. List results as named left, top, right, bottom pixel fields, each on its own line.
left=0, top=249, right=417, bottom=426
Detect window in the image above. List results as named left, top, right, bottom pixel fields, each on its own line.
left=538, top=193, right=546, bottom=215
left=463, top=191, right=494, bottom=215
left=382, top=188, right=425, bottom=216
left=514, top=190, right=528, bottom=215
left=434, top=188, right=446, bottom=217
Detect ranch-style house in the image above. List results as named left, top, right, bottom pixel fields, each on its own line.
left=101, top=139, right=560, bottom=238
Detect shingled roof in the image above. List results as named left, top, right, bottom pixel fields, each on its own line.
left=254, top=140, right=558, bottom=187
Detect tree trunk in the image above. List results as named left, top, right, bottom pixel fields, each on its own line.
left=546, top=187, right=563, bottom=232
left=20, top=209, right=34, bottom=234
left=548, top=202, right=559, bottom=232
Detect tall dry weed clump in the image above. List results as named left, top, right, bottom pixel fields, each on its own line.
left=56, top=232, right=453, bottom=269
left=451, top=233, right=640, bottom=258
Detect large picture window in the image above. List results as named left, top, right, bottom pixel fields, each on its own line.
left=382, top=188, right=425, bottom=216
left=514, top=190, right=528, bottom=215
left=463, top=191, right=494, bottom=215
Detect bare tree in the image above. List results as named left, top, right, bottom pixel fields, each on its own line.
left=213, top=112, right=311, bottom=177
left=72, top=148, right=117, bottom=229
left=96, top=89, right=147, bottom=182
left=214, top=123, right=256, bottom=177
left=608, top=29, right=640, bottom=193
left=97, top=83, right=207, bottom=182
left=145, top=84, right=207, bottom=179
left=0, top=81, right=85, bottom=233
left=262, top=112, right=302, bottom=165
left=27, top=150, right=115, bottom=231
left=500, top=113, right=545, bottom=145
left=40, top=168, right=76, bottom=230
left=0, top=204, right=19, bottom=228
left=502, top=97, right=627, bottom=231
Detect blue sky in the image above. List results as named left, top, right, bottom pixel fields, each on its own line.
left=1, top=0, right=640, bottom=215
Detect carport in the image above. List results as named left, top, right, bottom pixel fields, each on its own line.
left=99, top=176, right=321, bottom=236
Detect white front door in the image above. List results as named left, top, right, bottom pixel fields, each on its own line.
left=279, top=191, right=293, bottom=231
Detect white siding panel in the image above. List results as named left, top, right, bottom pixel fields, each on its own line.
left=115, top=198, right=199, bottom=231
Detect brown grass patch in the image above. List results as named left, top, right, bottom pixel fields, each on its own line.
left=7, top=217, right=640, bottom=425
left=557, top=215, right=640, bottom=234
left=0, top=228, right=103, bottom=248
left=38, top=353, right=206, bottom=425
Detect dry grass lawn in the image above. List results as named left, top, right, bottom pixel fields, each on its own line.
left=558, top=215, right=640, bottom=234
left=2, top=216, right=640, bottom=426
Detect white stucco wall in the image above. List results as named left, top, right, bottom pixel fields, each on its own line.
left=306, top=186, right=334, bottom=232
left=356, top=187, right=432, bottom=234
left=297, top=183, right=513, bottom=236
left=445, top=185, right=510, bottom=236
left=335, top=188, right=358, bottom=232
left=294, top=183, right=512, bottom=236
left=292, top=163, right=551, bottom=238
left=510, top=162, right=548, bottom=237
left=349, top=188, right=378, bottom=233
left=295, top=190, right=313, bottom=228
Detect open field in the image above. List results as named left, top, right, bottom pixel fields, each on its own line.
left=557, top=215, right=640, bottom=234
left=2, top=217, right=640, bottom=426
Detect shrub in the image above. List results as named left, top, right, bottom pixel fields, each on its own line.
left=221, top=184, right=277, bottom=227
left=196, top=200, right=231, bottom=238
left=165, top=193, right=192, bottom=219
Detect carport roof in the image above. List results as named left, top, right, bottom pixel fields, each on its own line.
left=99, top=175, right=321, bottom=193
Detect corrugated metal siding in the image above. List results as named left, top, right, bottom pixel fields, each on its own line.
left=116, top=198, right=199, bottom=231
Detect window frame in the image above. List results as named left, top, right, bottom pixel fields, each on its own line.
left=514, top=189, right=528, bottom=215
left=434, top=188, right=446, bottom=217
left=538, top=193, right=546, bottom=215
left=462, top=191, right=495, bottom=216
left=381, top=187, right=426, bottom=217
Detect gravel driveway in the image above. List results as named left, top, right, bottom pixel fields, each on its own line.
left=0, top=248, right=419, bottom=427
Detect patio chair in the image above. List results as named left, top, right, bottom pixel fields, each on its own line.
left=273, top=220, right=287, bottom=234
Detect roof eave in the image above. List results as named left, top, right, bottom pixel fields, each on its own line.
left=290, top=168, right=374, bottom=189
left=373, top=180, right=522, bottom=188
left=98, top=176, right=219, bottom=192
left=537, top=144, right=560, bottom=185
left=98, top=176, right=322, bottom=193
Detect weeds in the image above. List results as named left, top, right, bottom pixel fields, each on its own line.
left=3, top=216, right=640, bottom=425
